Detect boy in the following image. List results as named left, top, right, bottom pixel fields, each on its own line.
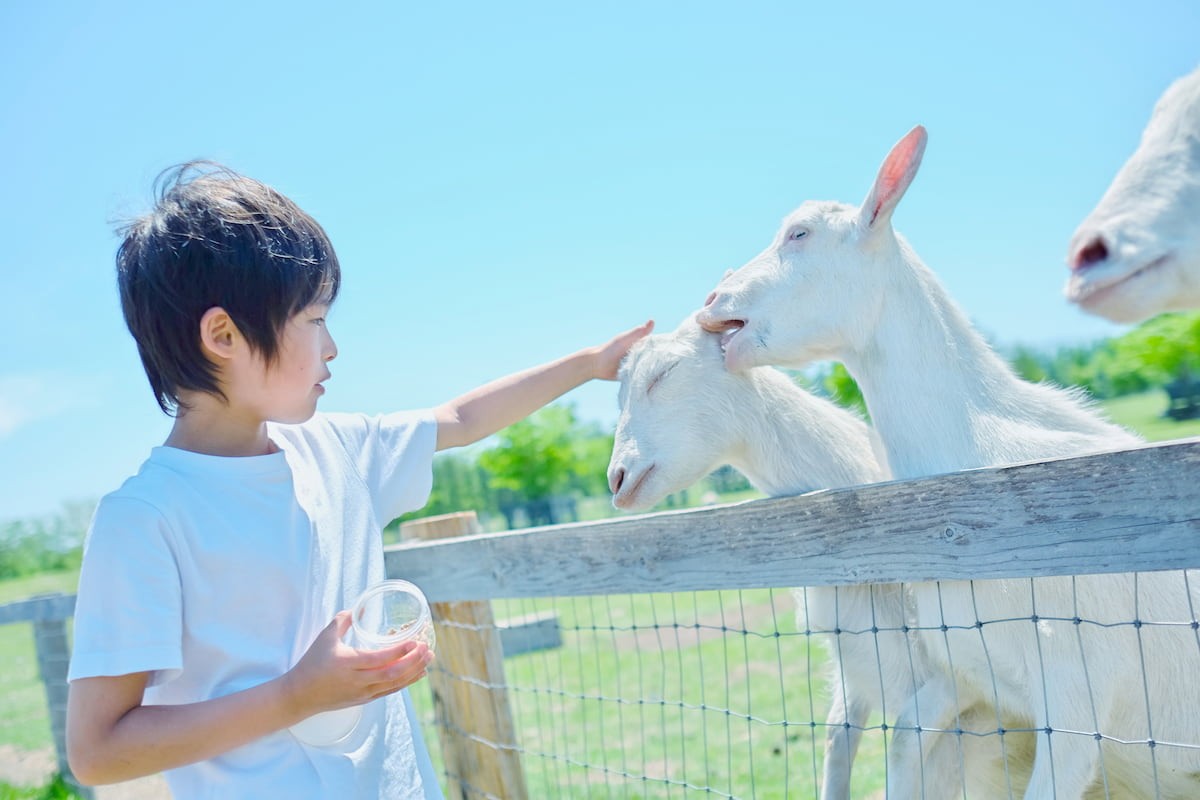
left=65, top=163, right=652, bottom=799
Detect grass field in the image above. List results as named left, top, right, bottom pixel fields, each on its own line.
left=1097, top=390, right=1200, bottom=441
left=0, top=388, right=1195, bottom=795
left=409, top=589, right=890, bottom=798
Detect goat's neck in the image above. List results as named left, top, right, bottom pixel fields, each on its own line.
left=727, top=372, right=882, bottom=495
left=839, top=249, right=1017, bottom=479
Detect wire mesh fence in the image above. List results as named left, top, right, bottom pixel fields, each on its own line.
left=411, top=588, right=853, bottom=799
left=409, top=577, right=1200, bottom=799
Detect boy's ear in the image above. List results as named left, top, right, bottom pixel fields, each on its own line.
left=198, top=307, right=239, bottom=361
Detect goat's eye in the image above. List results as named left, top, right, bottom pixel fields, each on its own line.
left=646, top=363, right=678, bottom=396
left=789, top=228, right=808, bottom=241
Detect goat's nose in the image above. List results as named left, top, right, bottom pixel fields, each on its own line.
left=704, top=290, right=717, bottom=307
left=609, top=467, right=626, bottom=495
left=696, top=307, right=733, bottom=333
left=1073, top=236, right=1110, bottom=271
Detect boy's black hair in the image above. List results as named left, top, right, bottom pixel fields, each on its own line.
left=116, top=162, right=341, bottom=415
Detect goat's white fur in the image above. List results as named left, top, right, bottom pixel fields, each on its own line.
left=607, top=316, right=1031, bottom=799
left=697, top=126, right=1200, bottom=798
left=1066, top=65, right=1200, bottom=323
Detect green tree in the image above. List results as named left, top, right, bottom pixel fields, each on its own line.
left=478, top=404, right=588, bottom=503
left=822, top=362, right=868, bottom=417
left=0, top=501, right=92, bottom=578
left=568, top=427, right=618, bottom=498
left=428, top=453, right=494, bottom=515
left=1111, top=312, right=1200, bottom=383
left=1008, top=345, right=1050, bottom=384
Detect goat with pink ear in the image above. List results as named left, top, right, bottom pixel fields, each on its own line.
left=698, top=125, right=1200, bottom=799
left=1065, top=64, right=1200, bottom=323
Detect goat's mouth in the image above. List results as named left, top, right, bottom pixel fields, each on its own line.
left=1066, top=253, right=1171, bottom=309
left=613, top=464, right=657, bottom=510
left=714, top=321, right=747, bottom=353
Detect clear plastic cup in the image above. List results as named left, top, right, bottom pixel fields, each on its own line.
left=351, top=579, right=436, bottom=652
left=289, top=580, right=434, bottom=747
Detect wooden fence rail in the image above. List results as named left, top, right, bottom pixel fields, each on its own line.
left=385, top=439, right=1200, bottom=601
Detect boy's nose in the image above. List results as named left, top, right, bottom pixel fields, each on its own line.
left=324, top=332, right=338, bottom=362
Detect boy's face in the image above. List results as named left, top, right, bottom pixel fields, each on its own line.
left=242, top=303, right=337, bottom=424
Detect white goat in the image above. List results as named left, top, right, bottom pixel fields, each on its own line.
left=607, top=315, right=1030, bottom=799
left=697, top=126, right=1200, bottom=798
left=1066, top=64, right=1200, bottom=323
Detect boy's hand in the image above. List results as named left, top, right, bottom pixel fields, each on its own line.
left=281, top=611, right=435, bottom=719
left=592, top=320, right=654, bottom=380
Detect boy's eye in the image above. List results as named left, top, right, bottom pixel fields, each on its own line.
left=312, top=317, right=326, bottom=327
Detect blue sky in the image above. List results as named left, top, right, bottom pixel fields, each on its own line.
left=2, top=1, right=1197, bottom=520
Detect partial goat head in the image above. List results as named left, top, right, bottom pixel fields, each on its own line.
left=1066, top=65, right=1200, bottom=323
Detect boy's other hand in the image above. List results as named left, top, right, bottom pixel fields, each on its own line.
left=282, top=611, right=434, bottom=720
left=592, top=320, right=654, bottom=380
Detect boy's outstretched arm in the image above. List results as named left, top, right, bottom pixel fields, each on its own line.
left=434, top=320, right=653, bottom=451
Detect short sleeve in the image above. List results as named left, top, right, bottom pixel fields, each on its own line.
left=371, top=411, right=438, bottom=521
left=68, top=496, right=184, bottom=686
left=323, top=410, right=438, bottom=525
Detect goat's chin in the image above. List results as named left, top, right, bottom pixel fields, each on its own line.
left=1072, top=286, right=1155, bottom=323
left=611, top=494, right=661, bottom=513
left=1065, top=249, right=1200, bottom=323
left=1069, top=260, right=1189, bottom=324
left=723, top=340, right=761, bottom=373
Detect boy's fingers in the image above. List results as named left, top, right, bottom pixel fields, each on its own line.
left=361, top=654, right=432, bottom=697
left=621, top=320, right=654, bottom=345
left=376, top=655, right=433, bottom=691
left=356, top=640, right=424, bottom=670
left=367, top=672, right=426, bottom=701
left=331, top=610, right=354, bottom=639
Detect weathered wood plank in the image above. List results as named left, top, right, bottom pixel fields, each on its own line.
left=0, top=592, right=76, bottom=625
left=497, top=611, right=561, bottom=658
left=385, top=439, right=1200, bottom=602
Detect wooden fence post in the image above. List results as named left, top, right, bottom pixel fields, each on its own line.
left=399, top=512, right=528, bottom=800
left=31, top=595, right=94, bottom=799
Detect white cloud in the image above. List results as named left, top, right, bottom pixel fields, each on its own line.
left=0, top=372, right=104, bottom=438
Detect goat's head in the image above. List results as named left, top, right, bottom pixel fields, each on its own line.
left=697, top=125, right=928, bottom=371
left=1066, top=66, right=1200, bottom=323
left=608, top=316, right=748, bottom=511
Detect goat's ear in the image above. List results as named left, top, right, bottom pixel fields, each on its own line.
left=859, top=125, right=927, bottom=232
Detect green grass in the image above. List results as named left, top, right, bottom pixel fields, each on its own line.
left=1099, top=390, right=1200, bottom=442
left=0, top=775, right=85, bottom=799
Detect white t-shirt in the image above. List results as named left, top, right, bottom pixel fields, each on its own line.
left=69, top=411, right=439, bottom=800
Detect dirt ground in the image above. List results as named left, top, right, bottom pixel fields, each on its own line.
left=0, top=745, right=170, bottom=799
